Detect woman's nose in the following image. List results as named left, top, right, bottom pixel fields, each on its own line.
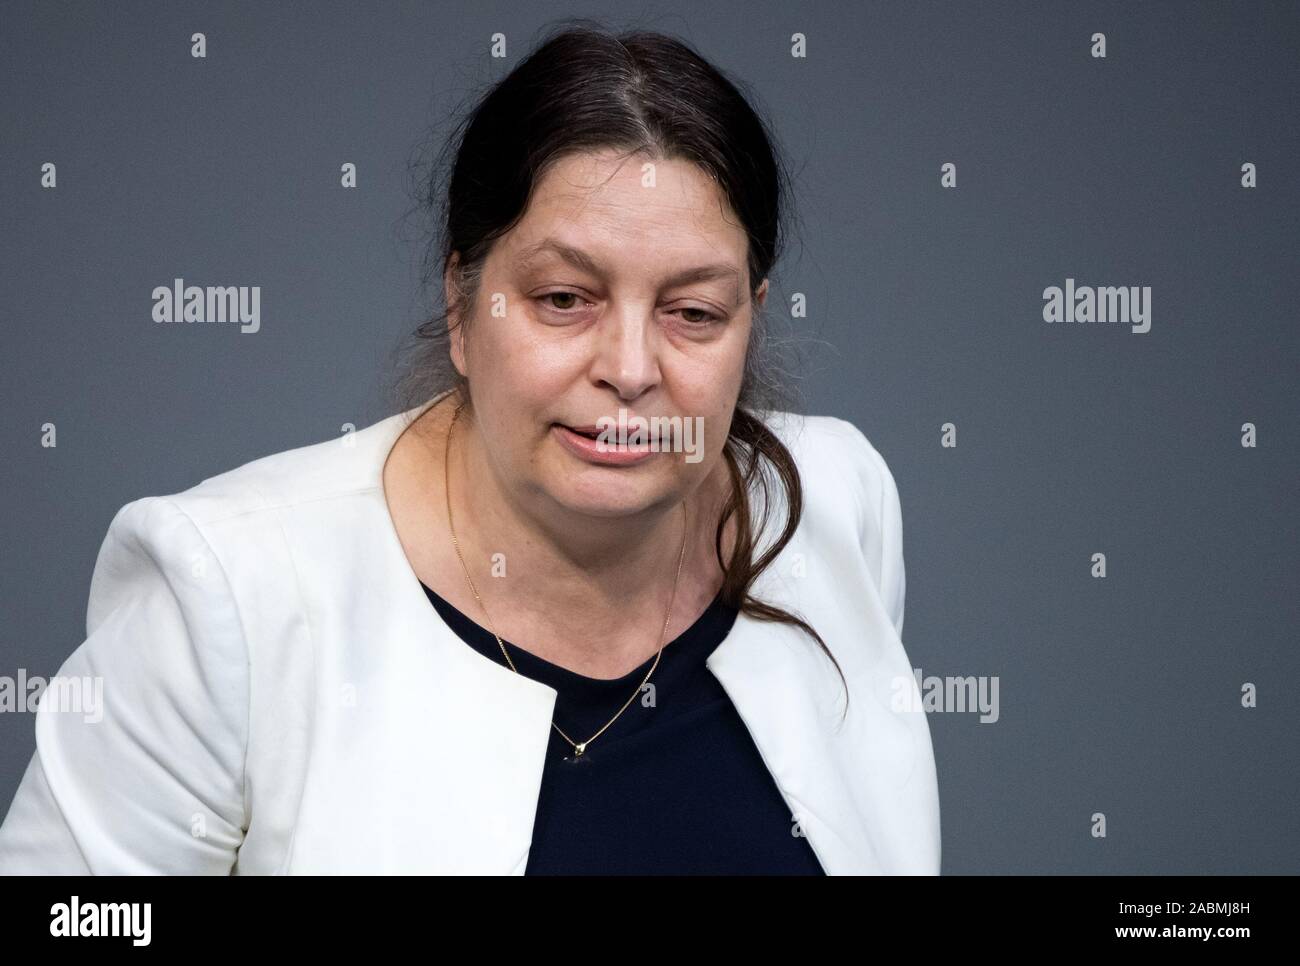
left=588, top=307, right=662, bottom=401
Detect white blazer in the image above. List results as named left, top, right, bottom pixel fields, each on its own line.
left=0, top=393, right=941, bottom=875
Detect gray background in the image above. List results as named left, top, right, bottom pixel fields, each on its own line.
left=2, top=1, right=1296, bottom=874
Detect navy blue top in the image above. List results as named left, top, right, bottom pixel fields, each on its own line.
left=420, top=580, right=826, bottom=875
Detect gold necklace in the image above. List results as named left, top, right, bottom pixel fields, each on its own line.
left=443, top=400, right=688, bottom=761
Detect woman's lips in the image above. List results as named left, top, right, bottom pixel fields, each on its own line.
left=552, top=423, right=657, bottom=466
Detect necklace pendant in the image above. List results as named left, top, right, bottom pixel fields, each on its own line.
left=565, top=741, right=591, bottom=765
left=574, top=741, right=586, bottom=757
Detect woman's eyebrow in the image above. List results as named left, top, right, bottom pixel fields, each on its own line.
left=517, top=239, right=741, bottom=293
left=517, top=240, right=603, bottom=275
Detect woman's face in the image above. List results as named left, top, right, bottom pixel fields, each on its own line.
left=448, top=148, right=766, bottom=521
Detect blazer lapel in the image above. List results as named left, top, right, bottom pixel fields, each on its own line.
left=705, top=540, right=941, bottom=875
left=287, top=401, right=560, bottom=875
left=705, top=573, right=883, bottom=875
left=413, top=606, right=560, bottom=875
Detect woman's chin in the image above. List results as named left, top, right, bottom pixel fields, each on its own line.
left=544, top=473, right=677, bottom=520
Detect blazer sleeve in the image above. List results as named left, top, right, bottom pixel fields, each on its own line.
left=834, top=419, right=907, bottom=639
left=0, top=497, right=250, bottom=874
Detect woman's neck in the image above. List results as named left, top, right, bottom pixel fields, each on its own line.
left=389, top=394, right=737, bottom=679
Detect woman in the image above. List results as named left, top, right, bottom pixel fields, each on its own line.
left=0, top=22, right=939, bottom=875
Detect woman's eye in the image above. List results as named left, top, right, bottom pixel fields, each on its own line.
left=676, top=307, right=719, bottom=325
left=535, top=292, right=719, bottom=326
left=542, top=291, right=583, bottom=311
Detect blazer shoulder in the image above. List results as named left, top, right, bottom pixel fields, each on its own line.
left=85, top=495, right=242, bottom=637
left=811, top=414, right=897, bottom=530
left=2, top=492, right=253, bottom=873
left=752, top=408, right=906, bottom=635
left=751, top=408, right=895, bottom=534
left=812, top=415, right=905, bottom=637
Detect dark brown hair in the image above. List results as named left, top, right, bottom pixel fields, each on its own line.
left=386, top=18, right=848, bottom=712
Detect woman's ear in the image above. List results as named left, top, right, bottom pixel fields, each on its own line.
left=445, top=252, right=468, bottom=378
left=755, top=277, right=769, bottom=309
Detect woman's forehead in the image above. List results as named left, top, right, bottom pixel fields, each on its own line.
left=499, top=156, right=747, bottom=272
